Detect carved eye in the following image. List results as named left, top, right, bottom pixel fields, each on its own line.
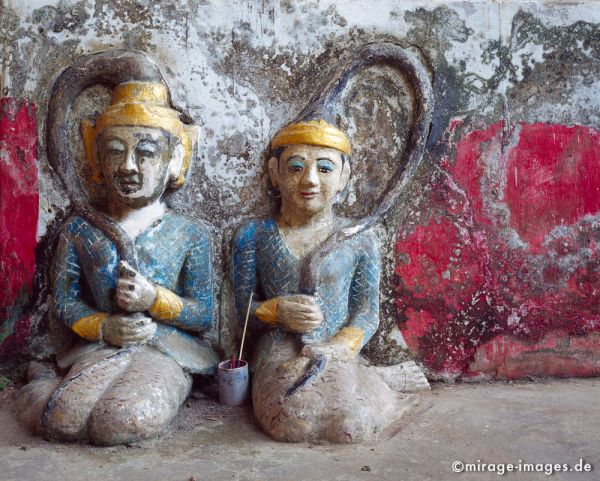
left=106, top=139, right=125, bottom=155
left=287, top=157, right=305, bottom=172
left=136, top=141, right=157, bottom=156
left=316, top=159, right=335, bottom=173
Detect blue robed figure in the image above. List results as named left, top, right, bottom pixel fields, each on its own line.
left=15, top=80, right=217, bottom=446
left=232, top=120, right=416, bottom=444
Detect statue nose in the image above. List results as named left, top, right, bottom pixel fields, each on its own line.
left=301, top=164, right=319, bottom=187
left=119, top=149, right=139, bottom=174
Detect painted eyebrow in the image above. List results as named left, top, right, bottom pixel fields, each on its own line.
left=316, top=158, right=335, bottom=163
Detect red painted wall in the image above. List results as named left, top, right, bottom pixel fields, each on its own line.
left=396, top=121, right=600, bottom=379
left=0, top=98, right=38, bottom=359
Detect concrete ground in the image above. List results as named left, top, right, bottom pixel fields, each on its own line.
left=1, top=378, right=598, bottom=481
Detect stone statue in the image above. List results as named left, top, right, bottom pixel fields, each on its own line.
left=232, top=43, right=433, bottom=443
left=14, top=52, right=217, bottom=446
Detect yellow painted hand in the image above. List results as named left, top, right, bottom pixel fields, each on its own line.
left=301, top=327, right=364, bottom=362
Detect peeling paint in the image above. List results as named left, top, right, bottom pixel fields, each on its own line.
left=0, top=98, right=38, bottom=358
left=396, top=120, right=600, bottom=379
left=1, top=1, right=599, bottom=380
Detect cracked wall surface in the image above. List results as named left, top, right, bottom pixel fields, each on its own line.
left=1, top=0, right=599, bottom=380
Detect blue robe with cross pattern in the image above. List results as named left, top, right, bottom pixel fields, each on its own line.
left=231, top=217, right=380, bottom=366
left=52, top=211, right=217, bottom=374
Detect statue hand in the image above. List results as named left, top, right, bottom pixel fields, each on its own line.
left=277, top=294, right=323, bottom=333
left=102, top=312, right=157, bottom=347
left=301, top=338, right=354, bottom=362
left=302, top=327, right=363, bottom=361
left=116, top=261, right=157, bottom=312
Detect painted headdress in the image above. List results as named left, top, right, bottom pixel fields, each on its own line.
left=283, top=43, right=434, bottom=297
left=271, top=119, right=351, bottom=155
left=47, top=50, right=198, bottom=202
left=81, top=81, right=197, bottom=187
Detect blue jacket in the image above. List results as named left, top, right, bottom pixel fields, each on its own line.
left=52, top=212, right=217, bottom=374
left=231, top=217, right=380, bottom=362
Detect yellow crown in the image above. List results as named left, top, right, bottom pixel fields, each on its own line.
left=81, top=81, right=197, bottom=187
left=270, top=119, right=351, bottom=155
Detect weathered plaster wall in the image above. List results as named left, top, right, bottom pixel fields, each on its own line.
left=0, top=0, right=599, bottom=380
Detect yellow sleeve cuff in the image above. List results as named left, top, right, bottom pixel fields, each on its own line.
left=255, top=298, right=279, bottom=325
left=333, top=327, right=365, bottom=355
left=148, top=286, right=183, bottom=321
left=72, top=312, right=108, bottom=341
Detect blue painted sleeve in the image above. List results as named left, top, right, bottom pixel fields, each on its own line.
left=347, top=231, right=381, bottom=347
left=52, top=229, right=104, bottom=330
left=231, top=221, right=266, bottom=329
left=166, top=227, right=214, bottom=332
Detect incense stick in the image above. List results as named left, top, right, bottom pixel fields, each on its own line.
left=238, top=292, right=253, bottom=366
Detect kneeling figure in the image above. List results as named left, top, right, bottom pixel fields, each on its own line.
left=232, top=119, right=423, bottom=444
left=15, top=80, right=217, bottom=446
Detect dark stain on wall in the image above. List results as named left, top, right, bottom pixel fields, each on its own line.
left=2, top=2, right=599, bottom=379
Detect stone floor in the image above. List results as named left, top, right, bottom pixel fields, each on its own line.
left=1, top=378, right=598, bottom=481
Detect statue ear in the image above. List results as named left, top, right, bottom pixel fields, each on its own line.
left=81, top=120, right=103, bottom=183
left=268, top=156, right=279, bottom=189
left=187, top=125, right=200, bottom=149
left=339, top=157, right=351, bottom=192
left=169, top=143, right=185, bottom=183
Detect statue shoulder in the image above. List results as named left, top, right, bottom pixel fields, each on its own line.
left=233, top=218, right=273, bottom=250
left=60, top=215, right=95, bottom=237
left=352, top=226, right=380, bottom=258
left=336, top=216, right=380, bottom=252
left=358, top=227, right=379, bottom=244
left=163, top=212, right=211, bottom=243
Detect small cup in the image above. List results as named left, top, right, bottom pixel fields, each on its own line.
left=218, top=359, right=249, bottom=406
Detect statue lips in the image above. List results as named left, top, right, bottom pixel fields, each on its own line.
left=115, top=174, right=142, bottom=194
left=300, top=190, right=318, bottom=199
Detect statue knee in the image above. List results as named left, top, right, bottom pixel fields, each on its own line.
left=13, top=377, right=61, bottom=436
left=324, top=413, right=365, bottom=444
left=87, top=394, right=172, bottom=446
left=43, top=393, right=91, bottom=442
left=87, top=365, right=191, bottom=446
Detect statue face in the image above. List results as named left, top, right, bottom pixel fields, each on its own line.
left=272, top=144, right=348, bottom=216
left=98, top=126, right=179, bottom=207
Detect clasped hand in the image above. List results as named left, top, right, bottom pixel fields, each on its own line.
left=276, top=295, right=354, bottom=362
left=102, top=312, right=156, bottom=347
left=301, top=338, right=355, bottom=362
left=102, top=261, right=158, bottom=347
left=276, top=294, right=323, bottom=333
left=116, top=260, right=157, bottom=312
